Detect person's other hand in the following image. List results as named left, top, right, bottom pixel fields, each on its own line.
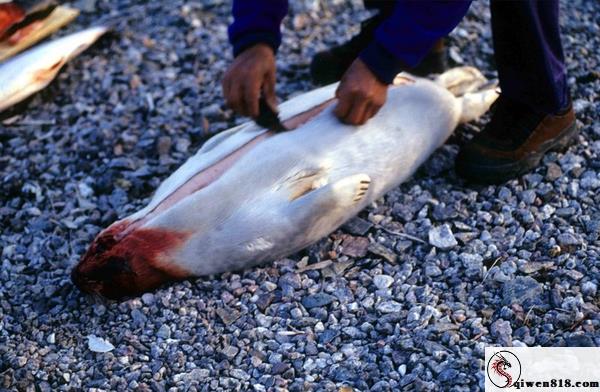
left=222, top=43, right=277, bottom=118
left=334, top=58, right=388, bottom=125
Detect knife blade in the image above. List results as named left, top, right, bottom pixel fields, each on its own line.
left=255, top=95, right=288, bottom=132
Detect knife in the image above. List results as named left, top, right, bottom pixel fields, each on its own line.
left=255, top=94, right=288, bottom=132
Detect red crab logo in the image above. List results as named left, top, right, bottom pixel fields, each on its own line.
left=487, top=351, right=522, bottom=388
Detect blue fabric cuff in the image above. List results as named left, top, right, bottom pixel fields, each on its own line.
left=359, top=41, right=407, bottom=84
left=232, top=31, right=280, bottom=57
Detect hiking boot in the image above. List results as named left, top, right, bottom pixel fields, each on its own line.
left=310, top=16, right=447, bottom=85
left=455, top=96, right=577, bottom=184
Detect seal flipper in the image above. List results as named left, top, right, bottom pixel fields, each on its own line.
left=434, top=66, right=488, bottom=96
left=458, top=87, right=499, bottom=124
left=283, top=167, right=326, bottom=201
left=288, top=173, right=371, bottom=238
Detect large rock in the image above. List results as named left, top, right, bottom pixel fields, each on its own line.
left=502, top=276, right=544, bottom=308
left=301, top=293, right=336, bottom=309
left=428, top=224, right=458, bottom=250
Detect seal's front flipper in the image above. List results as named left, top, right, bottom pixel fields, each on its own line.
left=294, top=173, right=371, bottom=209
left=288, top=173, right=371, bottom=236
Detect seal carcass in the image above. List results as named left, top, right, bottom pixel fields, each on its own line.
left=72, top=66, right=499, bottom=299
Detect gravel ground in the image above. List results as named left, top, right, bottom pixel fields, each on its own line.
left=1, top=0, right=599, bottom=391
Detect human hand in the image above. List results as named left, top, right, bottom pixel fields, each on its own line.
left=222, top=43, right=277, bottom=118
left=333, top=58, right=388, bottom=125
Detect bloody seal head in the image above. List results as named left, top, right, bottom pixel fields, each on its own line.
left=71, top=221, right=190, bottom=300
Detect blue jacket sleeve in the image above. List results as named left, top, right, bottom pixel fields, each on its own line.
left=360, top=0, right=472, bottom=84
left=228, top=0, right=288, bottom=57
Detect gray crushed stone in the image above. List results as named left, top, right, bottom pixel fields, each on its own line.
left=1, top=0, right=599, bottom=391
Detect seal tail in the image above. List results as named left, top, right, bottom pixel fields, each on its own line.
left=433, top=66, right=500, bottom=123
left=435, top=66, right=490, bottom=97
left=457, top=85, right=500, bottom=123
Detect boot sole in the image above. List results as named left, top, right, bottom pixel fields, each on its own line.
left=457, top=120, right=578, bottom=184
